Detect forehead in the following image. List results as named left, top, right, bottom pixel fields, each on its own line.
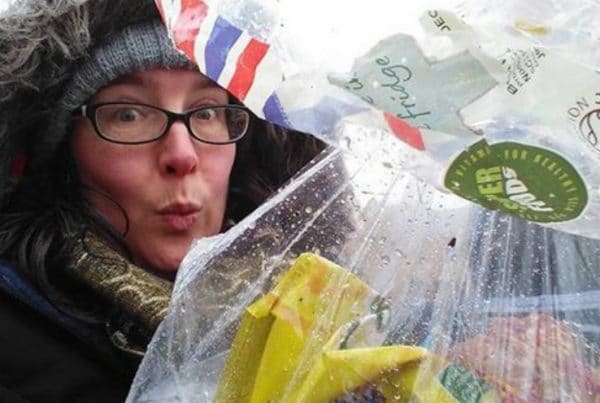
left=100, top=68, right=223, bottom=93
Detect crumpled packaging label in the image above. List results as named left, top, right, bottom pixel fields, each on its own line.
left=215, top=253, right=501, bottom=403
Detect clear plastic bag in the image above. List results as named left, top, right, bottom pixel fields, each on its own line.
left=126, top=1, right=600, bottom=401
left=127, top=125, right=600, bottom=402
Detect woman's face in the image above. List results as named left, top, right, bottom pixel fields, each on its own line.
left=72, top=68, right=235, bottom=275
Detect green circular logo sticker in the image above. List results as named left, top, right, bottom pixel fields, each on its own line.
left=444, top=140, right=588, bottom=223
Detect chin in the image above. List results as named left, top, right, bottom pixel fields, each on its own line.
left=130, top=235, right=196, bottom=275
left=136, top=252, right=184, bottom=280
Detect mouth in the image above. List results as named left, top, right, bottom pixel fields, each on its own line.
left=158, top=203, right=201, bottom=232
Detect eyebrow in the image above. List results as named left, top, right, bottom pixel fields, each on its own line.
left=108, top=72, right=220, bottom=90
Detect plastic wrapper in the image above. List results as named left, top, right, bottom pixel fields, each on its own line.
left=126, top=1, right=600, bottom=401
left=214, top=253, right=502, bottom=402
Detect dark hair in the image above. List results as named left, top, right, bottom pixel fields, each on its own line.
left=0, top=115, right=325, bottom=321
left=0, top=138, right=125, bottom=321
left=229, top=119, right=327, bottom=220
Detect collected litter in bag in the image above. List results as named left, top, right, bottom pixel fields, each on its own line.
left=157, top=0, right=600, bottom=238
left=215, top=252, right=598, bottom=402
left=126, top=1, right=600, bottom=402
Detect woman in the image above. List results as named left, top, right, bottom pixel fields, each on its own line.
left=0, top=1, right=324, bottom=402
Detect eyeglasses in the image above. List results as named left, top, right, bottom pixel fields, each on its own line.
left=74, top=102, right=251, bottom=145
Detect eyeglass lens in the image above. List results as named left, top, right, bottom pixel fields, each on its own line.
left=94, top=104, right=249, bottom=143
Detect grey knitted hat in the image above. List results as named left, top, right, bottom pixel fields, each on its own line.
left=34, top=19, right=194, bottom=167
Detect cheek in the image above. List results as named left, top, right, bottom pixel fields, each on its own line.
left=77, top=146, right=146, bottom=197
left=73, top=123, right=142, bottom=188
left=71, top=128, right=149, bottom=227
left=201, top=146, right=236, bottom=206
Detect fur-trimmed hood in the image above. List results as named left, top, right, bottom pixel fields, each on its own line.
left=0, top=0, right=160, bottom=204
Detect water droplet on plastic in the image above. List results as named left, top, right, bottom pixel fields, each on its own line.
left=305, top=206, right=313, bottom=214
left=381, top=255, right=391, bottom=265
left=343, top=136, right=352, bottom=150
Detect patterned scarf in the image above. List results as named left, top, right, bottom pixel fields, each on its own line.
left=66, top=231, right=173, bottom=354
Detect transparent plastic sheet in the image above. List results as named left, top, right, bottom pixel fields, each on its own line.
left=127, top=124, right=600, bottom=402
left=126, top=1, right=600, bottom=401
left=154, top=0, right=600, bottom=238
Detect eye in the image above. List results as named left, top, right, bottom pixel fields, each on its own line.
left=116, top=108, right=143, bottom=122
left=191, top=108, right=217, bottom=121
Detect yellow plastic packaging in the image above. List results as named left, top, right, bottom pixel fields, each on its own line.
left=215, top=253, right=500, bottom=403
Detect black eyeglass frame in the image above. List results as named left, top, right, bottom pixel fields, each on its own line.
left=73, top=102, right=251, bottom=145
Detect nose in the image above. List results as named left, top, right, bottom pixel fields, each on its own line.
left=158, top=121, right=199, bottom=176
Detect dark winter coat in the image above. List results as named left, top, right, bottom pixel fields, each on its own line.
left=0, top=262, right=138, bottom=403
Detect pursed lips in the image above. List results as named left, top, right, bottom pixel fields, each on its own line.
left=158, top=202, right=202, bottom=232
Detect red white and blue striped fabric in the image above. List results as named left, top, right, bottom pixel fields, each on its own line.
left=159, top=0, right=286, bottom=122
